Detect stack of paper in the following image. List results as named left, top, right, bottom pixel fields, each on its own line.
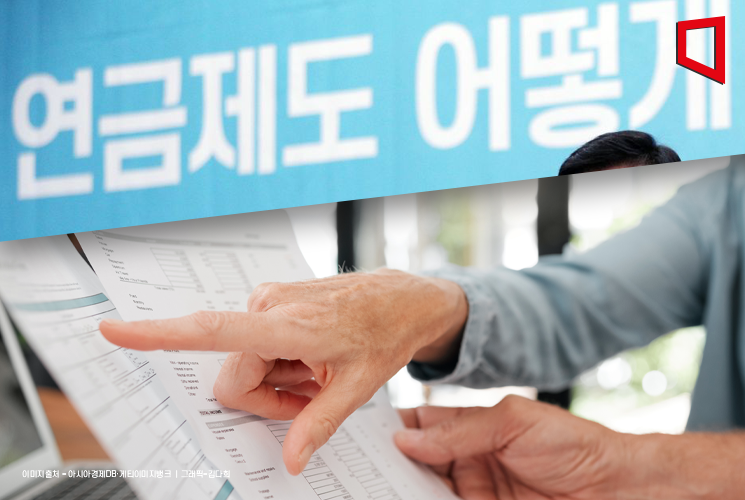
left=0, top=212, right=457, bottom=500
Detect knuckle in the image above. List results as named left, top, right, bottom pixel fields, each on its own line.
left=248, top=282, right=281, bottom=312
left=190, top=310, right=228, bottom=346
left=252, top=281, right=272, bottom=295
left=213, top=376, right=242, bottom=409
left=315, top=413, right=341, bottom=443
left=212, top=380, right=233, bottom=407
left=499, top=394, right=525, bottom=414
left=434, top=417, right=459, bottom=441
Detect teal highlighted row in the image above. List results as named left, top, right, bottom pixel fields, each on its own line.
left=214, top=481, right=234, bottom=500
left=13, top=293, right=109, bottom=312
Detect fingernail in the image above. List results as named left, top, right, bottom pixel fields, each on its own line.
left=298, top=443, right=315, bottom=471
left=395, top=428, right=425, bottom=445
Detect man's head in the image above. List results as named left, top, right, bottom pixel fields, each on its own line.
left=558, top=131, right=680, bottom=176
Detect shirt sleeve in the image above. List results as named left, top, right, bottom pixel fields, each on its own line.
left=408, top=167, right=728, bottom=390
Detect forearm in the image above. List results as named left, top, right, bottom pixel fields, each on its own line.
left=615, top=432, right=745, bottom=499
left=409, top=263, right=664, bottom=390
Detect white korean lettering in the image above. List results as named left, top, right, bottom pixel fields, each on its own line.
left=189, top=53, right=235, bottom=171
left=416, top=17, right=510, bottom=151
left=521, top=9, right=593, bottom=78
left=522, top=5, right=621, bottom=148
left=530, top=104, right=619, bottom=148
left=283, top=35, right=378, bottom=166
left=12, top=69, right=93, bottom=199
left=629, top=0, right=677, bottom=128
left=190, top=47, right=277, bottom=175
left=99, top=59, right=185, bottom=192
left=224, top=46, right=277, bottom=175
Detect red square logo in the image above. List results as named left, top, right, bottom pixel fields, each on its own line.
left=677, top=16, right=726, bottom=85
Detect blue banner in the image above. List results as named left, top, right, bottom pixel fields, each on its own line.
left=0, top=0, right=739, bottom=241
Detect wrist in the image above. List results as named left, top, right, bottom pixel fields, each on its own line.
left=611, top=432, right=717, bottom=500
left=411, top=276, right=468, bottom=365
left=607, top=432, right=664, bottom=499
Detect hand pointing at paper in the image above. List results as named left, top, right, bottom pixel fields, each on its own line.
left=99, top=269, right=468, bottom=476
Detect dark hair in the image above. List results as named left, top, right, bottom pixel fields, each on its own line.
left=558, top=131, right=680, bottom=176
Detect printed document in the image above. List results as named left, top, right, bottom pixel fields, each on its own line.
left=76, top=212, right=457, bottom=500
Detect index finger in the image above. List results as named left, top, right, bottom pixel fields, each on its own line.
left=99, top=311, right=301, bottom=356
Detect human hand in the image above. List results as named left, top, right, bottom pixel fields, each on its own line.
left=395, top=396, right=627, bottom=500
left=99, top=269, right=467, bottom=475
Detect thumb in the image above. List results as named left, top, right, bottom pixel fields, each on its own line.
left=281, top=376, right=373, bottom=476
left=394, top=396, right=536, bottom=465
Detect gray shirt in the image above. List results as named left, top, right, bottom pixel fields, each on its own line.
left=410, top=157, right=745, bottom=431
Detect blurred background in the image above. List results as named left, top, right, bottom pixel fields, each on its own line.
left=287, top=155, right=730, bottom=435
